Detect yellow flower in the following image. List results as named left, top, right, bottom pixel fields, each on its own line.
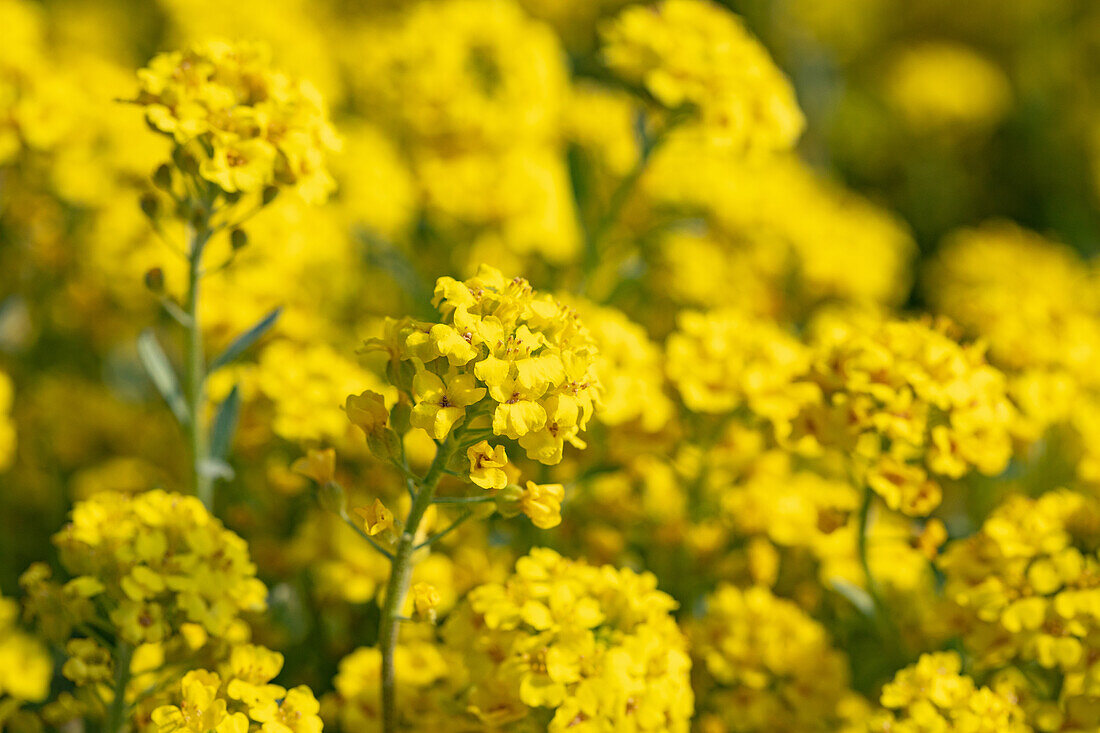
left=467, top=441, right=509, bottom=490
left=411, top=582, right=440, bottom=623
left=151, top=671, right=245, bottom=733
left=135, top=39, right=339, bottom=201
left=354, top=499, right=395, bottom=537
left=199, top=137, right=278, bottom=194
left=291, top=448, right=335, bottom=486
left=869, top=652, right=1029, bottom=732
left=248, top=685, right=323, bottom=733
left=410, top=370, right=486, bottom=440
left=345, top=391, right=390, bottom=436
left=519, top=481, right=566, bottom=529
left=602, top=0, right=803, bottom=152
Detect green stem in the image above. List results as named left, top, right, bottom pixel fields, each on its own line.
left=185, top=223, right=212, bottom=509
left=415, top=509, right=473, bottom=550
left=857, top=485, right=889, bottom=621
left=104, top=642, right=133, bottom=733
left=378, top=427, right=463, bottom=732
left=579, top=108, right=687, bottom=295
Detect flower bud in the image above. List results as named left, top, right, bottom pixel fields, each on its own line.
left=153, top=164, right=173, bottom=190
left=144, top=267, right=165, bottom=293
left=139, top=193, right=159, bottom=219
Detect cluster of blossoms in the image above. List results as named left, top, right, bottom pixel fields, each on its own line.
left=690, top=585, right=866, bottom=732
left=665, top=308, right=812, bottom=428
left=357, top=265, right=600, bottom=498
left=152, top=644, right=323, bottom=733
left=443, top=548, right=693, bottom=731
left=350, top=0, right=580, bottom=264
left=0, top=593, right=51, bottom=723
left=791, top=314, right=1022, bottom=515
left=135, top=39, right=340, bottom=202
left=925, top=221, right=1100, bottom=487
left=645, top=152, right=916, bottom=315
left=866, top=652, right=1030, bottom=732
left=882, top=43, right=1012, bottom=133
left=940, top=490, right=1100, bottom=730
left=46, top=490, right=267, bottom=646
left=568, top=299, right=673, bottom=432
left=601, top=0, right=804, bottom=152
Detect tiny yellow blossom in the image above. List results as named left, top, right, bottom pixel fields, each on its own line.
left=467, top=440, right=509, bottom=490
left=291, top=448, right=335, bottom=486
left=354, top=499, right=395, bottom=537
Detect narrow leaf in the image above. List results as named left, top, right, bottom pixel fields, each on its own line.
left=830, top=577, right=875, bottom=618
left=198, top=457, right=235, bottom=481
left=137, top=330, right=190, bottom=425
left=208, top=307, right=281, bottom=372
left=209, top=385, right=241, bottom=462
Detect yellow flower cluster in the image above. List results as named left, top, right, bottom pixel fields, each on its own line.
left=0, top=594, right=51, bottom=711
left=568, top=299, right=672, bottom=431
left=793, top=315, right=1021, bottom=515
left=152, top=644, right=323, bottom=733
left=350, top=0, right=580, bottom=263
left=135, top=39, right=340, bottom=202
left=51, top=490, right=267, bottom=645
left=926, top=221, right=1100, bottom=487
left=443, top=548, right=693, bottom=730
left=372, top=264, right=600, bottom=466
left=645, top=152, right=915, bottom=315
left=665, top=309, right=811, bottom=426
left=601, top=0, right=804, bottom=152
left=690, top=584, right=865, bottom=732
left=939, top=490, right=1100, bottom=729
left=883, top=42, right=1012, bottom=132
left=866, top=652, right=1030, bottom=732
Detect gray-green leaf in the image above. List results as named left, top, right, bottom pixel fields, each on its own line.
left=208, top=307, right=281, bottom=372
left=137, top=330, right=190, bottom=425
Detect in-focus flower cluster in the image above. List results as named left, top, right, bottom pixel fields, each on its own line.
left=367, top=264, right=600, bottom=468
left=135, top=39, right=340, bottom=202
left=443, top=548, right=693, bottom=731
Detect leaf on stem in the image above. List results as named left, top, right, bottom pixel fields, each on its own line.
left=209, top=384, right=240, bottom=462
left=137, top=329, right=190, bottom=425
left=208, top=307, right=282, bottom=372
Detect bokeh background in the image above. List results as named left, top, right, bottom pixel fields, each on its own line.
left=4, top=0, right=1100, bottom=724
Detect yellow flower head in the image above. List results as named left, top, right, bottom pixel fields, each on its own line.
left=50, top=490, right=267, bottom=645
left=467, top=440, right=510, bottom=490
left=868, top=652, right=1030, bottom=732
left=602, top=0, right=804, bottom=152
left=689, top=584, right=863, bottom=731
left=444, top=548, right=692, bottom=730
left=520, top=481, right=566, bottom=529
left=411, top=582, right=441, bottom=623
left=135, top=39, right=340, bottom=202
left=354, top=499, right=395, bottom=538
left=365, top=265, right=600, bottom=465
